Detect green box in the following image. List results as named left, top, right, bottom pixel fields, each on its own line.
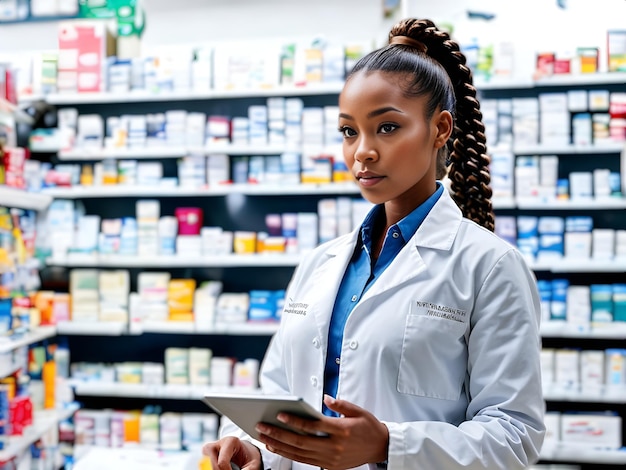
left=79, top=0, right=145, bottom=37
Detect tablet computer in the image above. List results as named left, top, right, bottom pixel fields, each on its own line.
left=202, top=392, right=326, bottom=439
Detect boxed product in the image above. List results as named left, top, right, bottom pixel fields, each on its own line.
left=607, top=30, right=626, bottom=72
left=58, top=20, right=117, bottom=93
left=560, top=412, right=622, bottom=449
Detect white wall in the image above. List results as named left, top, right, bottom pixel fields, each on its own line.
left=0, top=0, right=391, bottom=55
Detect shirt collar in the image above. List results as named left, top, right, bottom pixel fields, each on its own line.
left=359, top=182, right=444, bottom=249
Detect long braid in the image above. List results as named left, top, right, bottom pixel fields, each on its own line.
left=390, top=19, right=495, bottom=232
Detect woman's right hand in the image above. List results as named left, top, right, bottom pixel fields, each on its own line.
left=202, top=436, right=263, bottom=470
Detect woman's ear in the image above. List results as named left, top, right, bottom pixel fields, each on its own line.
left=433, top=110, right=453, bottom=149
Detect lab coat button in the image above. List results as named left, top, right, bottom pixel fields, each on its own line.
left=310, top=376, right=319, bottom=387
left=312, top=338, right=321, bottom=348
left=349, top=340, right=358, bottom=349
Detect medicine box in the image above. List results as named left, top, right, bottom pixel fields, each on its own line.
left=58, top=20, right=117, bottom=93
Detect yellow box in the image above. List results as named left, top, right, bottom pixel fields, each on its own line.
left=234, top=231, right=257, bottom=254
left=168, top=279, right=196, bottom=314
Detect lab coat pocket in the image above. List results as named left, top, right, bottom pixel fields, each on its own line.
left=397, top=312, right=467, bottom=401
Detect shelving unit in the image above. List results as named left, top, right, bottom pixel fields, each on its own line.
left=25, top=69, right=626, bottom=469
left=0, top=97, right=34, bottom=125
left=71, top=445, right=198, bottom=470
left=514, top=142, right=625, bottom=155
left=0, top=326, right=57, bottom=354
left=45, top=253, right=302, bottom=268
left=36, top=82, right=346, bottom=105
left=130, top=321, right=278, bottom=336
left=41, top=182, right=360, bottom=199
left=0, top=185, right=53, bottom=211
left=67, top=381, right=260, bottom=400
left=56, top=143, right=290, bottom=160
left=540, top=446, right=626, bottom=466
left=481, top=73, right=626, bottom=469
left=541, top=321, right=626, bottom=339
left=543, top=388, right=626, bottom=404
left=0, top=408, right=76, bottom=464
left=55, top=320, right=128, bottom=336
left=42, top=253, right=626, bottom=273
left=475, top=71, right=626, bottom=90
left=0, top=363, right=21, bottom=379
left=54, top=320, right=279, bottom=337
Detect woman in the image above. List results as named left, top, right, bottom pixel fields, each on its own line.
left=203, top=17, right=545, bottom=470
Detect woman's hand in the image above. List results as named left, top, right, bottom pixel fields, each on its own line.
left=255, top=395, right=389, bottom=470
left=202, top=436, right=263, bottom=470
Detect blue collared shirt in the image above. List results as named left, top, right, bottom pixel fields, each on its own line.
left=322, top=183, right=444, bottom=416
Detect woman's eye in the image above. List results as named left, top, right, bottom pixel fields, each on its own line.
left=338, top=126, right=356, bottom=138
left=379, top=123, right=398, bottom=134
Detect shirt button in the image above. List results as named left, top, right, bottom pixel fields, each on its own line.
left=335, top=357, right=341, bottom=365
left=349, top=340, right=358, bottom=350
left=392, top=232, right=399, bottom=239
left=310, top=376, right=319, bottom=387
left=312, top=337, right=320, bottom=349
left=351, top=295, right=358, bottom=302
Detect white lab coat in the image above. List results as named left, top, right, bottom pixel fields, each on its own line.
left=220, top=189, right=545, bottom=470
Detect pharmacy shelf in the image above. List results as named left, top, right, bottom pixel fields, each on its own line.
left=130, top=321, right=278, bottom=335
left=213, top=322, right=280, bottom=335
left=58, top=146, right=188, bottom=160
left=516, top=197, right=626, bottom=210
left=43, top=254, right=626, bottom=272
left=0, top=363, right=21, bottom=378
left=0, top=186, right=53, bottom=211
left=42, top=182, right=360, bottom=198
left=40, top=188, right=553, bottom=204
left=540, top=444, right=626, bottom=465
left=476, top=72, right=626, bottom=90
left=491, top=196, right=516, bottom=209
left=541, top=321, right=626, bottom=339
left=56, top=320, right=128, bottom=336
left=73, top=445, right=198, bottom=470
left=45, top=253, right=302, bottom=268
left=544, top=387, right=626, bottom=404
left=65, top=321, right=280, bottom=336
left=0, top=326, right=57, bottom=354
left=27, top=73, right=626, bottom=107
left=533, top=72, right=626, bottom=87
left=129, top=321, right=197, bottom=335
left=0, top=97, right=34, bottom=125
left=0, top=408, right=76, bottom=463
left=69, top=381, right=260, bottom=400
left=529, top=258, right=626, bottom=273
left=57, top=143, right=290, bottom=160
left=41, top=82, right=346, bottom=105
left=514, top=142, right=625, bottom=155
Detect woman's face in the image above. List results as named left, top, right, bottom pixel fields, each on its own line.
left=338, top=70, right=452, bottom=219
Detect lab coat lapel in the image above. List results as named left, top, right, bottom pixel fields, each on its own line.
left=361, top=190, right=462, bottom=300
left=308, top=230, right=360, bottom=331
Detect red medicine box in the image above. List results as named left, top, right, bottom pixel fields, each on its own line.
left=58, top=20, right=117, bottom=93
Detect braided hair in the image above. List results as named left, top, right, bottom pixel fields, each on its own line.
left=347, top=18, right=495, bottom=232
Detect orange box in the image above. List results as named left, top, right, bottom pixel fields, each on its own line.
left=123, top=411, right=141, bottom=443
left=42, top=361, right=56, bottom=409
left=34, top=291, right=55, bottom=325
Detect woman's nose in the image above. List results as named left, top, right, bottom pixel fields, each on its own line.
left=354, top=139, right=378, bottom=163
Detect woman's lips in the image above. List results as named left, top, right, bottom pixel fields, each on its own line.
left=357, top=175, right=385, bottom=187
